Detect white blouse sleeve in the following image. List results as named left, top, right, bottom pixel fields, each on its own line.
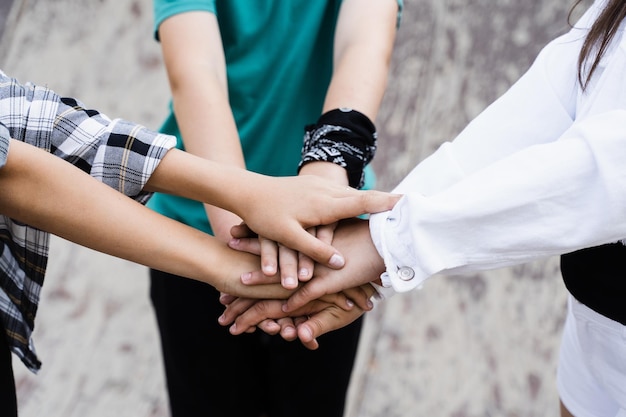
left=370, top=3, right=626, bottom=293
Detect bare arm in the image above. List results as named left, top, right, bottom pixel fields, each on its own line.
left=144, top=147, right=400, bottom=266
left=0, top=139, right=288, bottom=299
left=263, top=0, right=399, bottom=286
left=300, top=0, right=398, bottom=182
left=325, top=0, right=398, bottom=120
left=158, top=11, right=244, bottom=242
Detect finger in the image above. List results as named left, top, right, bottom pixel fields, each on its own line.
left=297, top=321, right=322, bottom=346
left=283, top=278, right=333, bottom=313
left=228, top=237, right=262, bottom=255
left=340, top=286, right=374, bottom=311
left=277, top=317, right=298, bottom=341
left=256, top=319, right=281, bottom=335
left=364, top=191, right=403, bottom=213
left=230, top=222, right=256, bottom=238
left=259, top=236, right=279, bottom=276
left=240, top=269, right=281, bottom=286
left=278, top=244, right=299, bottom=289
left=229, top=299, right=287, bottom=335
left=334, top=190, right=402, bottom=219
left=296, top=227, right=316, bottom=281
left=295, top=223, right=334, bottom=282
left=281, top=224, right=345, bottom=270
left=299, top=336, right=319, bottom=350
left=319, top=292, right=354, bottom=312
left=315, top=223, right=336, bottom=245
left=218, top=297, right=257, bottom=326
left=297, top=306, right=365, bottom=345
left=297, top=252, right=314, bottom=282
left=294, top=315, right=319, bottom=349
left=292, top=316, right=319, bottom=349
left=293, top=316, right=308, bottom=327
left=219, top=292, right=236, bottom=306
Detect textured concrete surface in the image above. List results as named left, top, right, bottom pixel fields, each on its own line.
left=1, top=0, right=584, bottom=416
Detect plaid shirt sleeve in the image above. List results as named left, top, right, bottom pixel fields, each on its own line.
left=0, top=70, right=176, bottom=203
left=0, top=122, right=8, bottom=168
left=0, top=70, right=176, bottom=373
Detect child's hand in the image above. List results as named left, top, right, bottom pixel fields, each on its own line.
left=230, top=174, right=400, bottom=270
left=229, top=223, right=337, bottom=290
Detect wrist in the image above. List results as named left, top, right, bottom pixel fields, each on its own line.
left=298, top=108, right=377, bottom=189
left=298, top=161, right=349, bottom=185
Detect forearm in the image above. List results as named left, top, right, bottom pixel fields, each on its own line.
left=164, top=72, right=244, bottom=239
left=144, top=148, right=252, bottom=215
left=174, top=80, right=244, bottom=240
left=323, top=44, right=391, bottom=121
left=298, top=0, right=397, bottom=187
left=170, top=74, right=244, bottom=167
left=324, top=0, right=398, bottom=120
left=160, top=11, right=246, bottom=238
left=0, top=140, right=288, bottom=298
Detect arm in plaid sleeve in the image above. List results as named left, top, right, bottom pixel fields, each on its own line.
left=0, top=70, right=176, bottom=203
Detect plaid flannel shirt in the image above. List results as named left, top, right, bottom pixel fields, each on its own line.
left=0, top=70, right=175, bottom=372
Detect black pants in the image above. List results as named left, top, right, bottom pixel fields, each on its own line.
left=0, top=329, right=18, bottom=417
left=150, top=268, right=363, bottom=417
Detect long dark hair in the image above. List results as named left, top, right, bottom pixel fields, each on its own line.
left=572, top=0, right=626, bottom=89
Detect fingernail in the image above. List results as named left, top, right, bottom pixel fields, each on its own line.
left=229, top=324, right=237, bottom=333
left=299, top=268, right=309, bottom=278
left=283, top=277, right=297, bottom=288
left=241, top=272, right=251, bottom=283
left=263, top=264, right=275, bottom=275
left=281, top=302, right=289, bottom=312
left=218, top=314, right=225, bottom=324
left=329, top=253, right=345, bottom=268
left=367, top=300, right=374, bottom=310
left=346, top=299, right=354, bottom=308
left=228, top=238, right=240, bottom=247
left=301, top=325, right=313, bottom=341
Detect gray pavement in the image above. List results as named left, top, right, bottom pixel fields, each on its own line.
left=0, top=0, right=11, bottom=39
left=1, top=0, right=577, bottom=416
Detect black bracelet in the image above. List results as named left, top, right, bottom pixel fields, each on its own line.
left=298, top=108, right=377, bottom=189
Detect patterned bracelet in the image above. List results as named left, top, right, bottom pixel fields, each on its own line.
left=298, top=108, right=377, bottom=189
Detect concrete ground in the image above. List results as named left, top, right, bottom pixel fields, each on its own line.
left=1, top=0, right=583, bottom=416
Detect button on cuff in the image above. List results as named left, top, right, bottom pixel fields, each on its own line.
left=386, top=265, right=422, bottom=292
left=397, top=266, right=415, bottom=281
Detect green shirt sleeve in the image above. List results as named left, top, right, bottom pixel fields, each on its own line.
left=153, top=0, right=217, bottom=40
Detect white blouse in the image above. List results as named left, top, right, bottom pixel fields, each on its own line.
left=370, top=0, right=626, bottom=294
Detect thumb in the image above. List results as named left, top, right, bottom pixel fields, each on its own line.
left=230, top=222, right=255, bottom=238
left=297, top=322, right=320, bottom=350
left=297, top=307, right=366, bottom=347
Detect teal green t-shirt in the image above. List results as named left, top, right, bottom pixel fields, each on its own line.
left=148, top=0, right=402, bottom=233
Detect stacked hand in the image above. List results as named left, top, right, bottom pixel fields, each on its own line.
left=219, top=218, right=387, bottom=348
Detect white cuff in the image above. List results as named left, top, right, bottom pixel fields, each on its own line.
left=369, top=203, right=425, bottom=293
